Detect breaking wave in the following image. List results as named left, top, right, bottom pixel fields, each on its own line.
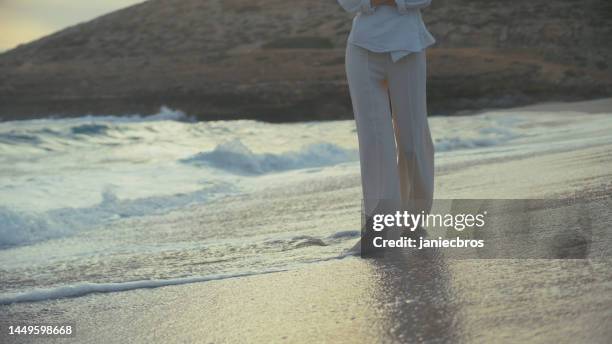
left=181, top=139, right=358, bottom=175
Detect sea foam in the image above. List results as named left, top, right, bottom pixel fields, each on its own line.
left=0, top=269, right=286, bottom=305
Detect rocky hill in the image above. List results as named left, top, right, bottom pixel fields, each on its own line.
left=0, top=0, right=610, bottom=121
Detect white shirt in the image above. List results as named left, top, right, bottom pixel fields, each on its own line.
left=337, top=0, right=436, bottom=62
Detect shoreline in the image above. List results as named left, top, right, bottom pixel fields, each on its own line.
left=2, top=257, right=611, bottom=343
left=1, top=98, right=611, bottom=343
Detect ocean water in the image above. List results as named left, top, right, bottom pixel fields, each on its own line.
left=1, top=106, right=611, bottom=304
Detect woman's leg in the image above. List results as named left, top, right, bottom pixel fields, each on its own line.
left=345, top=43, right=401, bottom=216
left=387, top=50, right=435, bottom=214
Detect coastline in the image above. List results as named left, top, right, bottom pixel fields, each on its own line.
left=1, top=98, right=611, bottom=343
left=1, top=0, right=611, bottom=122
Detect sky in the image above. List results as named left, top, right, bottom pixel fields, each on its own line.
left=0, top=0, right=144, bottom=51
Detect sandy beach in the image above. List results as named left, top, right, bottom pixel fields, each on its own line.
left=2, top=258, right=612, bottom=344
left=1, top=99, right=611, bottom=343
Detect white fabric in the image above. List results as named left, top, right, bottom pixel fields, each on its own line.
left=345, top=43, right=434, bottom=216
left=337, top=0, right=435, bottom=62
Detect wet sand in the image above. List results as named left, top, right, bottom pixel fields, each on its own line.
left=1, top=257, right=611, bottom=343
left=1, top=99, right=612, bottom=343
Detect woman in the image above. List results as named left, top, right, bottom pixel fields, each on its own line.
left=337, top=0, right=436, bottom=254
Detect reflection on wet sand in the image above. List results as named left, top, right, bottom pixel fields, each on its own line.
left=362, top=249, right=612, bottom=343
left=368, top=246, right=458, bottom=343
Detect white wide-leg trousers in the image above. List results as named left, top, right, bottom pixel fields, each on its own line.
left=345, top=43, right=434, bottom=216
